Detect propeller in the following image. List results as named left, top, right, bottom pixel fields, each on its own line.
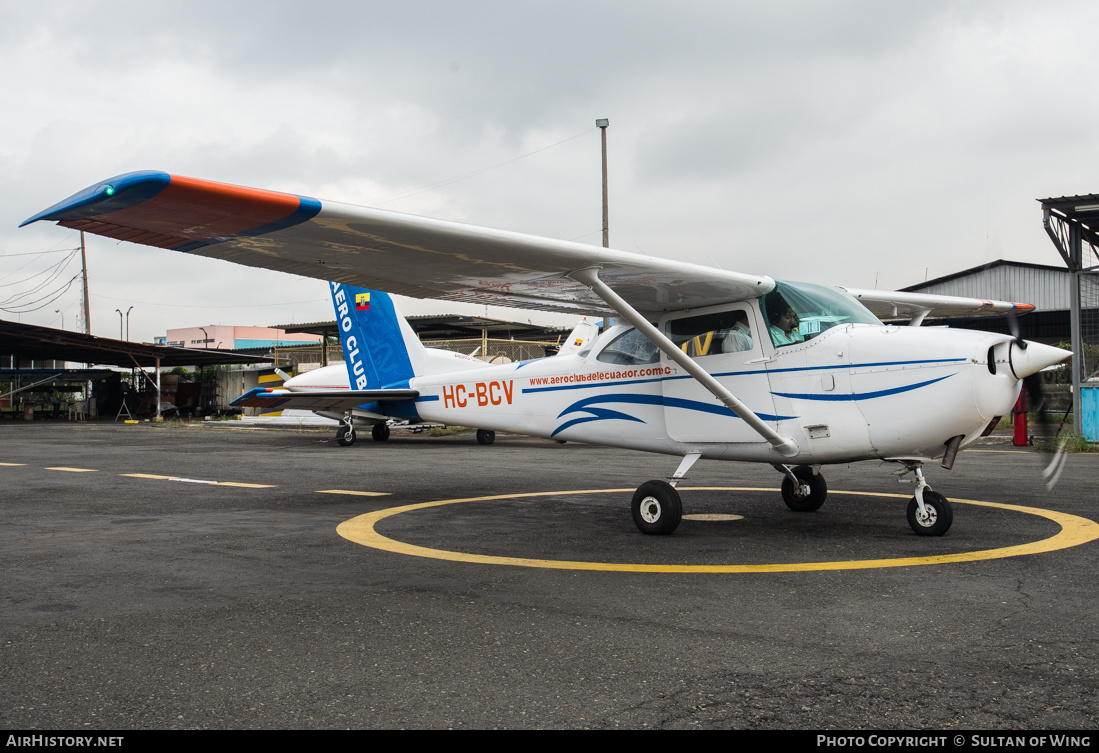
left=1002, top=317, right=1075, bottom=490
left=1007, top=313, right=1026, bottom=350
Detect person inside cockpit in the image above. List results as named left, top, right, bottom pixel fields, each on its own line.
left=765, top=293, right=804, bottom=347
left=722, top=312, right=753, bottom=353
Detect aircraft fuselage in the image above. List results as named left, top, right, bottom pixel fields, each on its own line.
left=408, top=323, right=1033, bottom=466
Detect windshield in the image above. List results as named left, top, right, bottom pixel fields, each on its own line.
left=763, top=280, right=881, bottom=348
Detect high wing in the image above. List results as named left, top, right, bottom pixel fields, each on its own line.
left=231, top=387, right=419, bottom=412
left=843, top=288, right=1035, bottom=323
left=22, top=171, right=774, bottom=317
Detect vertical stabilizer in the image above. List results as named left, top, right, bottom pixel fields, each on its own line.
left=329, top=283, right=421, bottom=389
left=557, top=317, right=602, bottom=356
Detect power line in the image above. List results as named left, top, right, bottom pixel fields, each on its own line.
left=0, top=272, right=81, bottom=314
left=0, top=249, right=79, bottom=289
left=0, top=247, right=81, bottom=258
left=0, top=251, right=78, bottom=306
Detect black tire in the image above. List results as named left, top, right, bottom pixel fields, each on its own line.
left=781, top=466, right=827, bottom=511
left=631, top=480, right=683, bottom=535
left=336, top=425, right=356, bottom=447
left=907, top=491, right=953, bottom=536
left=372, top=424, right=391, bottom=442
left=476, top=429, right=495, bottom=445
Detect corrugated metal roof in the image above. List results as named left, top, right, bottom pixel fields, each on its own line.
left=0, top=319, right=273, bottom=368
left=901, top=259, right=1070, bottom=311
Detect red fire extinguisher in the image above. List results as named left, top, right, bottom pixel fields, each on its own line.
left=1013, top=383, right=1028, bottom=447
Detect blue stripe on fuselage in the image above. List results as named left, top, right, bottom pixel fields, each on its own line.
left=771, top=374, right=956, bottom=401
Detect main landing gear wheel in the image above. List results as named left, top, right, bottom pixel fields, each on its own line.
left=372, top=424, right=391, bottom=442
left=476, top=429, right=495, bottom=445
left=781, top=466, right=828, bottom=512
left=631, top=480, right=683, bottom=535
left=336, top=425, right=356, bottom=447
left=907, top=491, right=953, bottom=536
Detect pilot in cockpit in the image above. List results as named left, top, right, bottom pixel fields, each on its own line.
left=765, top=293, right=804, bottom=347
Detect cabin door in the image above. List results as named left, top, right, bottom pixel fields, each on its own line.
left=660, top=303, right=776, bottom=443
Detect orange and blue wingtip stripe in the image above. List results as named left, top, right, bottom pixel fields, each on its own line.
left=21, top=171, right=321, bottom=252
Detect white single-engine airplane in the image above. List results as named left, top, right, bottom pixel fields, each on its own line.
left=23, top=171, right=1070, bottom=537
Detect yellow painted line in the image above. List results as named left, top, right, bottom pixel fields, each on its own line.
left=318, top=489, right=391, bottom=497
left=337, top=487, right=1099, bottom=573
left=121, top=473, right=174, bottom=480
left=45, top=467, right=97, bottom=473
left=0, top=462, right=27, bottom=466
left=217, top=482, right=276, bottom=488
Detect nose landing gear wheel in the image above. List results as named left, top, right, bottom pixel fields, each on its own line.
left=907, top=491, right=953, bottom=536
left=336, top=425, right=356, bottom=447
left=631, top=480, right=683, bottom=535
left=781, top=466, right=827, bottom=511
left=476, top=429, right=495, bottom=445
left=372, top=424, right=391, bottom=442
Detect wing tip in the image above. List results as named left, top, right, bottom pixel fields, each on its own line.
left=20, top=170, right=171, bottom=227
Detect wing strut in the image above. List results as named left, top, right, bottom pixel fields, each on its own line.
left=568, top=267, right=799, bottom=458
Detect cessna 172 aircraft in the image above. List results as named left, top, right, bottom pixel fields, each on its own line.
left=22, top=171, right=1070, bottom=537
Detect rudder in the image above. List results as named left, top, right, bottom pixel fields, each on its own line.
left=329, top=283, right=419, bottom=390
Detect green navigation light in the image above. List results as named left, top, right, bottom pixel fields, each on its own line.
left=103, top=185, right=115, bottom=196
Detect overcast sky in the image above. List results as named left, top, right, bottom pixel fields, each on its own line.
left=3, top=1, right=1097, bottom=342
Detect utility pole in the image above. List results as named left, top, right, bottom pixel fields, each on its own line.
left=80, top=232, right=91, bottom=335
left=596, top=118, right=610, bottom=330
left=80, top=231, right=92, bottom=416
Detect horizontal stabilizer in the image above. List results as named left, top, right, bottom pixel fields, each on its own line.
left=232, top=387, right=419, bottom=412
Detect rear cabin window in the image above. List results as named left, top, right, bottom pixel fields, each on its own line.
left=666, top=309, right=753, bottom=357
left=596, top=327, right=660, bottom=365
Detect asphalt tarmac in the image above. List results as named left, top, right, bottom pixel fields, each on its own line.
left=1, top=420, right=1097, bottom=730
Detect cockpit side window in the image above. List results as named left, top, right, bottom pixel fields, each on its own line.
left=595, top=327, right=660, bottom=365
left=666, top=309, right=754, bottom=357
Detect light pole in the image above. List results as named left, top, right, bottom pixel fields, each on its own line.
left=115, top=309, right=123, bottom=339
left=596, top=118, right=611, bottom=330
left=125, top=306, right=133, bottom=341
left=54, top=309, right=64, bottom=331
left=597, top=118, right=609, bottom=248
left=200, top=327, right=209, bottom=349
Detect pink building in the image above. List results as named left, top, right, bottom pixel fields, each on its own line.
left=163, top=325, right=323, bottom=350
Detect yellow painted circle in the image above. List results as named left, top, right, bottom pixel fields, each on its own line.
left=335, top=487, right=1099, bottom=573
